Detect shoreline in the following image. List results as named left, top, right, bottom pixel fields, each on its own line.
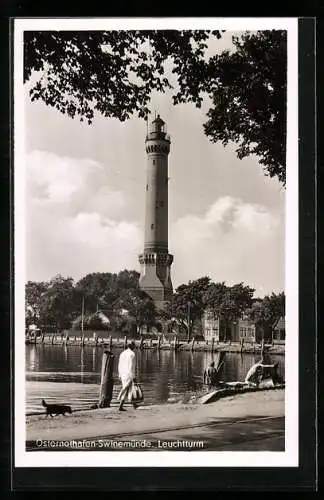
left=26, top=389, right=285, bottom=449
left=26, top=383, right=285, bottom=417
left=26, top=337, right=285, bottom=355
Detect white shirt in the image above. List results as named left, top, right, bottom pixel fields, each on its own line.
left=244, top=362, right=261, bottom=383
left=118, top=348, right=136, bottom=381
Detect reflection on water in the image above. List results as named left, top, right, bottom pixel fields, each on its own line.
left=25, top=344, right=285, bottom=413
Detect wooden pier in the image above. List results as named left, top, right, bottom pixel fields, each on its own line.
left=25, top=334, right=285, bottom=355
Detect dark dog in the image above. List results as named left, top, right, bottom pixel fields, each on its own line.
left=42, top=399, right=72, bottom=417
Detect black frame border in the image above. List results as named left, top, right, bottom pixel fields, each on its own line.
left=4, top=17, right=317, bottom=491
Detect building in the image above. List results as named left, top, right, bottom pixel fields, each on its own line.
left=202, top=309, right=221, bottom=342
left=202, top=310, right=278, bottom=344
left=238, top=317, right=272, bottom=343
left=273, top=316, right=285, bottom=341
left=202, top=310, right=239, bottom=342
left=138, top=115, right=174, bottom=309
left=238, top=317, right=258, bottom=343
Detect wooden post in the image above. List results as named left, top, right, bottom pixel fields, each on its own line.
left=80, top=334, right=85, bottom=347
left=123, top=335, right=127, bottom=350
left=157, top=336, right=161, bottom=350
left=94, top=333, right=98, bottom=347
left=139, top=336, right=144, bottom=350
left=98, top=350, right=115, bottom=408
left=150, top=338, right=153, bottom=348
left=191, top=337, right=195, bottom=352
left=261, top=338, right=265, bottom=360
left=51, top=334, right=55, bottom=345
left=240, top=337, right=244, bottom=353
left=41, top=332, right=45, bottom=344
left=109, top=335, right=113, bottom=351
left=173, top=335, right=177, bottom=350
left=211, top=337, right=215, bottom=352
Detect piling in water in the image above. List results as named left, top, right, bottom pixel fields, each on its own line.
left=123, top=336, right=127, bottom=350
left=211, top=337, right=215, bottom=352
left=139, top=336, right=144, bottom=350
left=109, top=335, right=113, bottom=351
left=157, top=336, right=161, bottom=350
left=98, top=350, right=114, bottom=408
left=191, top=337, right=195, bottom=352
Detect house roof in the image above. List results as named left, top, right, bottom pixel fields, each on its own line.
left=95, top=311, right=110, bottom=324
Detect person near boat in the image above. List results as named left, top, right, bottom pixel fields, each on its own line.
left=244, top=360, right=280, bottom=386
left=204, top=361, right=219, bottom=388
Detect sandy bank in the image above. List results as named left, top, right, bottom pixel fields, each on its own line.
left=26, top=388, right=284, bottom=443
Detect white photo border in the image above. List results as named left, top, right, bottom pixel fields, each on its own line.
left=14, top=17, right=298, bottom=468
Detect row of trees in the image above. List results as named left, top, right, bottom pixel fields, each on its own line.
left=25, top=271, right=285, bottom=336
left=25, top=270, right=155, bottom=333
left=163, top=277, right=284, bottom=337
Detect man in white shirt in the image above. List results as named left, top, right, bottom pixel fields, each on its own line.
left=117, top=341, right=137, bottom=411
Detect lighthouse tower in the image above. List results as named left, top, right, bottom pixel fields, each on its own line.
left=138, top=115, right=173, bottom=307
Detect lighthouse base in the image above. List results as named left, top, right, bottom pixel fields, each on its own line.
left=138, top=252, right=173, bottom=308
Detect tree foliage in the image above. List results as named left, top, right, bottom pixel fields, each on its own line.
left=25, top=270, right=284, bottom=336
left=202, top=31, right=287, bottom=185
left=247, top=292, right=285, bottom=328
left=115, top=289, right=156, bottom=334
left=25, top=280, right=49, bottom=322
left=38, top=275, right=76, bottom=330
left=24, top=30, right=222, bottom=123
left=171, top=277, right=212, bottom=332
left=27, top=270, right=149, bottom=332
left=24, top=29, right=286, bottom=185
left=203, top=281, right=255, bottom=326
left=74, top=270, right=140, bottom=313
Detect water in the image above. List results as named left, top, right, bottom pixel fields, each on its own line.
left=25, top=344, right=285, bottom=413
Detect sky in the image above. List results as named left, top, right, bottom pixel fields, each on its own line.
left=24, top=31, right=285, bottom=298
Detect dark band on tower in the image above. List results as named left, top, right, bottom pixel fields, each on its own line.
left=138, top=115, right=173, bottom=307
